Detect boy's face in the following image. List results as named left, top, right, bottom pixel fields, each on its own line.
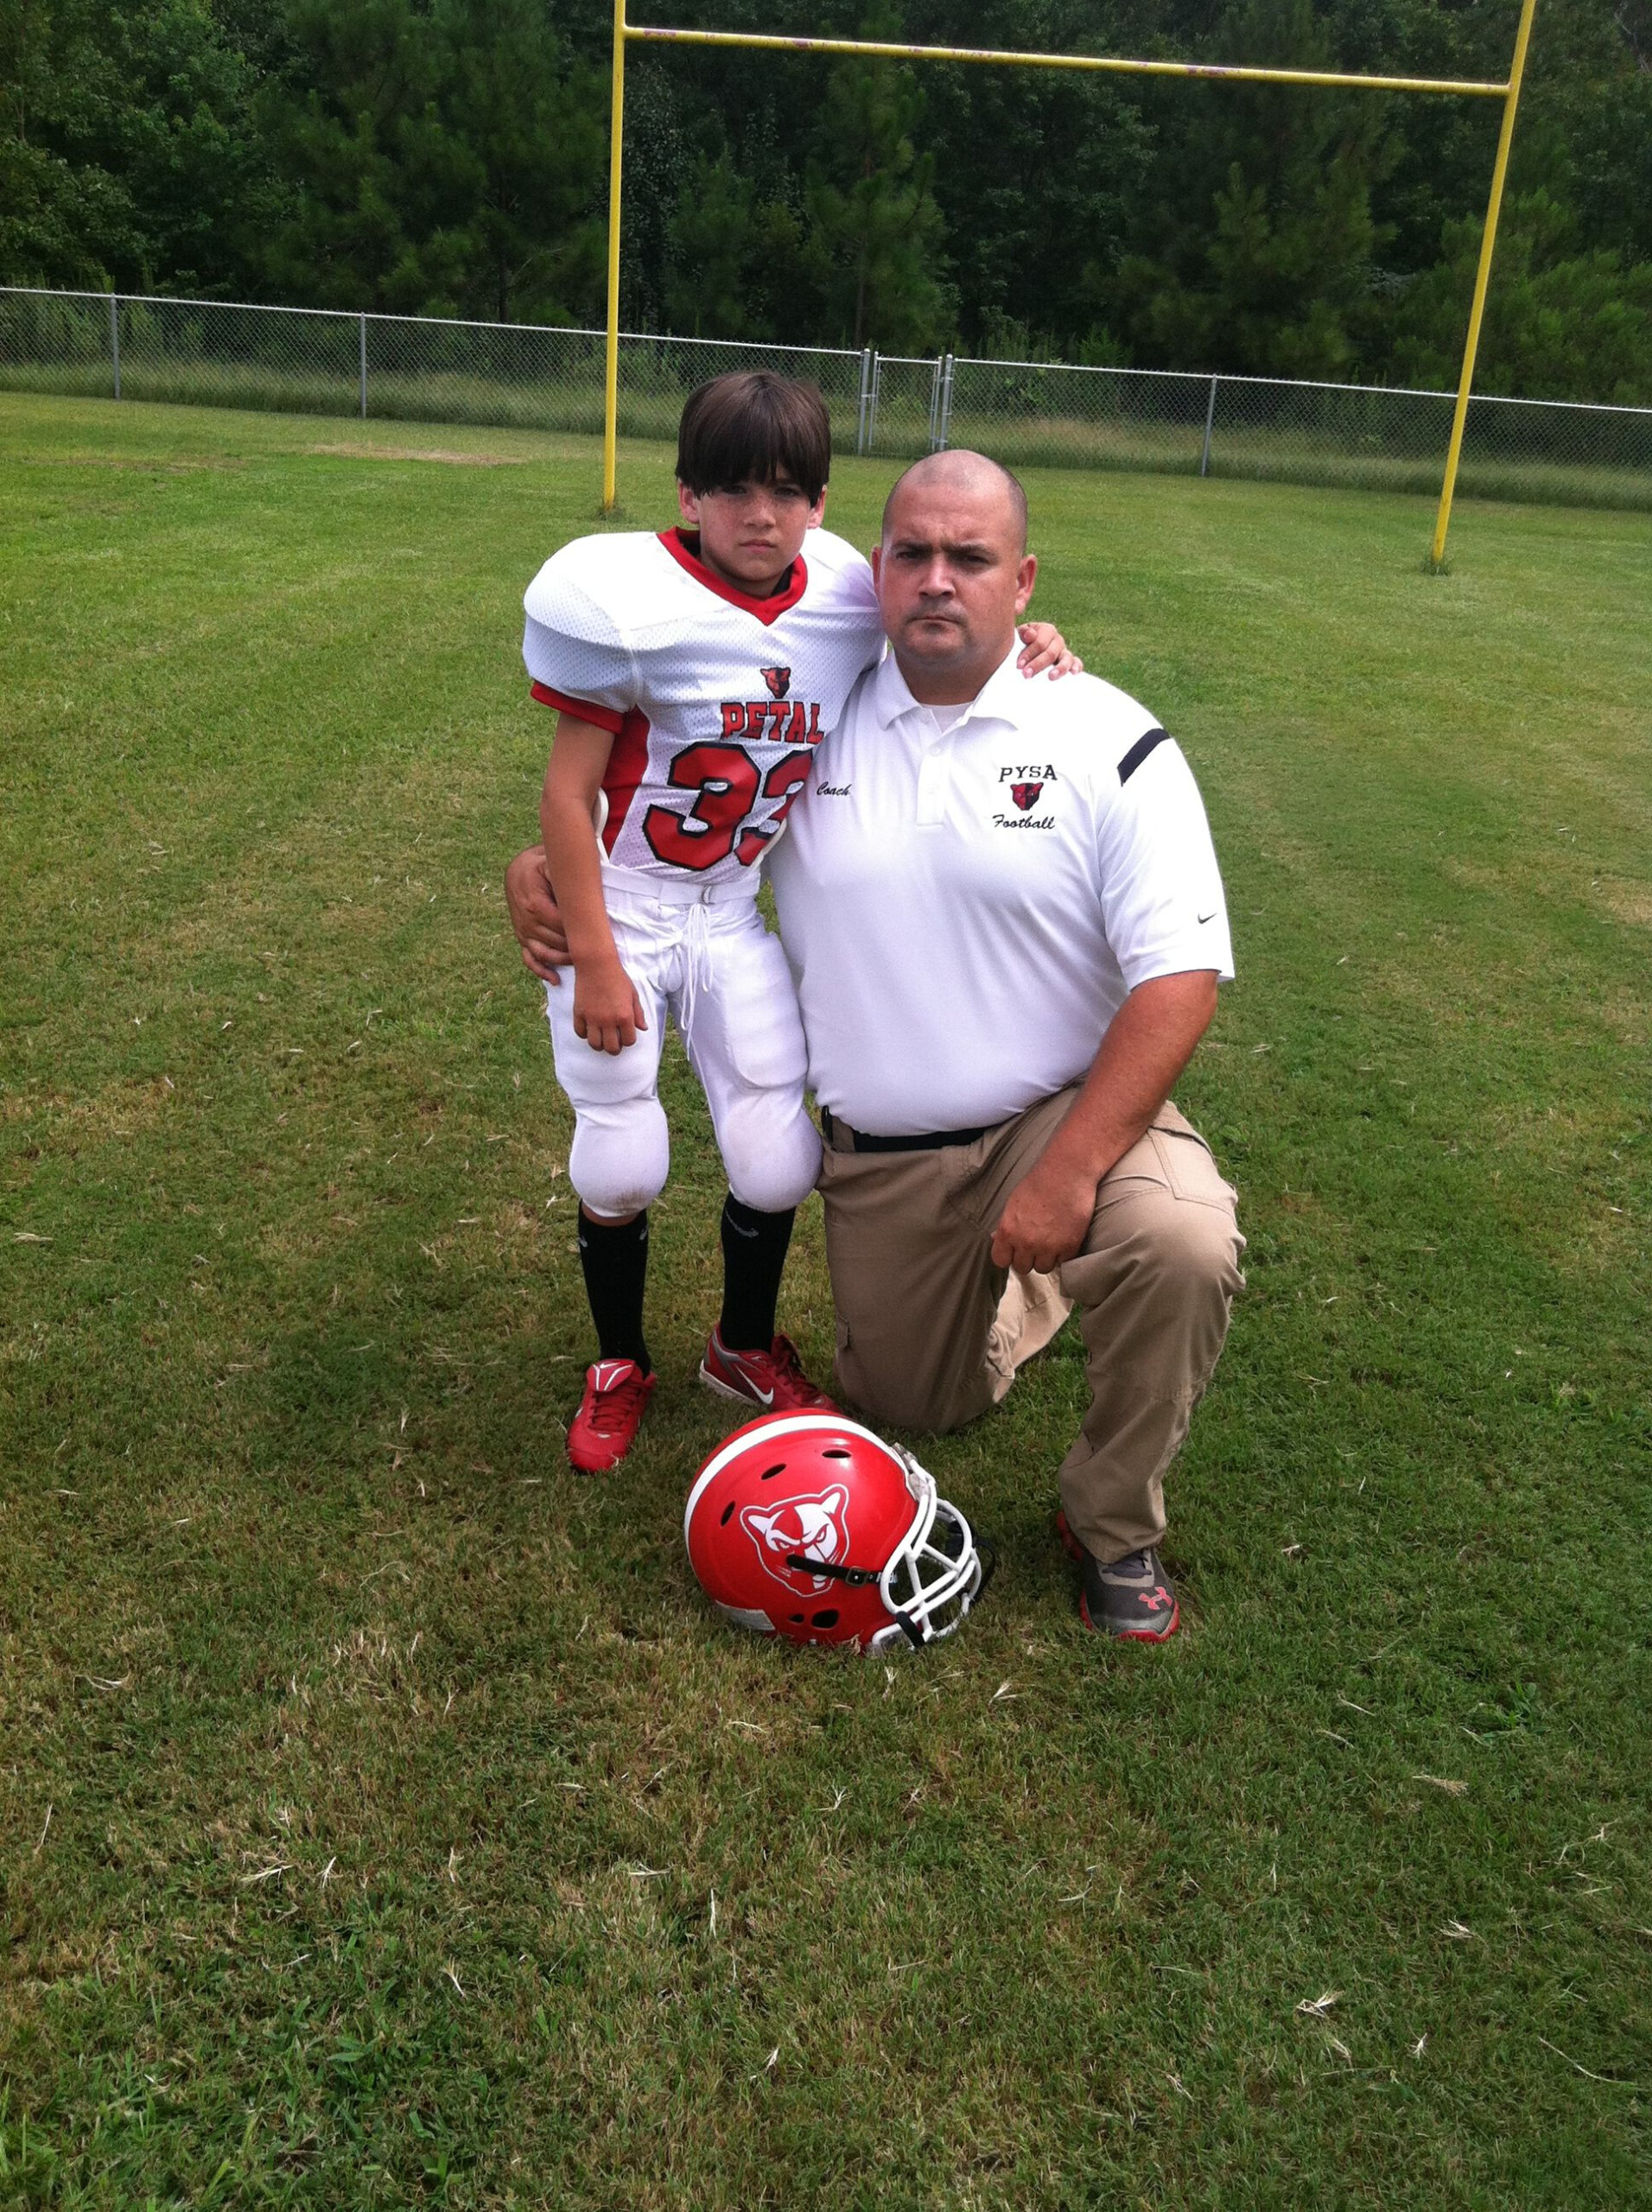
left=677, top=471, right=825, bottom=594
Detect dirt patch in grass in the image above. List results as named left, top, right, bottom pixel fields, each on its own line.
left=37, top=454, right=245, bottom=474
left=3, top=1075, right=176, bottom=1141
left=1597, top=879, right=1652, bottom=929
left=306, top=443, right=527, bottom=467
left=1447, top=859, right=1652, bottom=934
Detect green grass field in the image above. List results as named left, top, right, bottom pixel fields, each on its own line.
left=2, top=393, right=1649, bottom=2209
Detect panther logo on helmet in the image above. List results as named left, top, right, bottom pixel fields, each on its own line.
left=740, top=1485, right=851, bottom=1592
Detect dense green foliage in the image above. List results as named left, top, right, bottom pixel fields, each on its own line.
left=3, top=394, right=1651, bottom=2206
left=3, top=2, right=1650, bottom=392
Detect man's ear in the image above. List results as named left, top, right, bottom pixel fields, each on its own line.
left=807, top=487, right=827, bottom=530
left=870, top=543, right=882, bottom=585
left=677, top=480, right=701, bottom=526
left=1013, top=550, right=1038, bottom=617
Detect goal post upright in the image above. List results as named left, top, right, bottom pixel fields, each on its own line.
left=600, top=9, right=1535, bottom=563
left=602, top=0, right=627, bottom=512
left=1428, top=0, right=1540, bottom=569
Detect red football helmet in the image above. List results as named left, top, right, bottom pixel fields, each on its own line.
left=683, top=1411, right=989, bottom=1653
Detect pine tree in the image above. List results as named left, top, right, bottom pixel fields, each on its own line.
left=799, top=10, right=950, bottom=353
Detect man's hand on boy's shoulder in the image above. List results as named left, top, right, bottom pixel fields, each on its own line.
left=1017, top=621, right=1083, bottom=680
left=505, top=846, right=570, bottom=984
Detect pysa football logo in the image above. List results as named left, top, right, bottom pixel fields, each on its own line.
left=740, top=1484, right=851, bottom=1592
left=1010, top=780, right=1045, bottom=812
left=760, top=665, right=792, bottom=699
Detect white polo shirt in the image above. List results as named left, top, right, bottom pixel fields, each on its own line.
left=767, top=645, right=1233, bottom=1136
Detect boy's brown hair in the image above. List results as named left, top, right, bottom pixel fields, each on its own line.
left=677, top=372, right=831, bottom=504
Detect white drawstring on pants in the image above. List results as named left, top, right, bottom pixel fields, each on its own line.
left=676, top=897, right=717, bottom=1039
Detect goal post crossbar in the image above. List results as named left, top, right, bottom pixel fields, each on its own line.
left=600, top=0, right=1541, bottom=565
left=626, top=24, right=1509, bottom=100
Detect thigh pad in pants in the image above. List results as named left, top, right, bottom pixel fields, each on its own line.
left=544, top=944, right=669, bottom=1219
left=681, top=905, right=817, bottom=1216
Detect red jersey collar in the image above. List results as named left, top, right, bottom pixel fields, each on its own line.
left=658, top=528, right=808, bottom=624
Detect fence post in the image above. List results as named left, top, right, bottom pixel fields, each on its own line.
left=1200, top=374, right=1217, bottom=477
left=932, top=353, right=956, bottom=450
left=866, top=353, right=882, bottom=454
left=110, top=294, right=121, bottom=400
left=855, top=346, right=874, bottom=454
left=359, top=314, right=368, bottom=418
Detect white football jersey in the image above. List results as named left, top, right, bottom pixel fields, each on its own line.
left=523, top=525, right=882, bottom=888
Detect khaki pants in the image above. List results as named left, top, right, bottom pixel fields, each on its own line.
left=817, top=1091, right=1244, bottom=1563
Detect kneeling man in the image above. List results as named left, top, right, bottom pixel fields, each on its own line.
left=765, top=451, right=1243, bottom=1639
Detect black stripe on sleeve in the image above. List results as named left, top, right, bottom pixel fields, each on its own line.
left=1117, top=726, right=1171, bottom=785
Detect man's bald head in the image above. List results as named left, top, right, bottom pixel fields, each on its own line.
left=873, top=448, right=1039, bottom=704
left=882, top=449, right=1028, bottom=553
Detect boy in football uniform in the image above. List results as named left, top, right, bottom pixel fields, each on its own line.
left=524, top=372, right=1072, bottom=1471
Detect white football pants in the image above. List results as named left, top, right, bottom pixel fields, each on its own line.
left=544, top=874, right=821, bottom=1222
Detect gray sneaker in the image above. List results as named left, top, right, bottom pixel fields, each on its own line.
left=1057, top=1511, right=1180, bottom=1641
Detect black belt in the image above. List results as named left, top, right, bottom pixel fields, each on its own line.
left=820, top=1105, right=989, bottom=1154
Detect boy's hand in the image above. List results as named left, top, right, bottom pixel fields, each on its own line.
left=1016, top=620, right=1083, bottom=680
left=575, top=957, right=648, bottom=1054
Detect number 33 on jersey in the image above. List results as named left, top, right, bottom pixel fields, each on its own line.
left=522, top=524, right=884, bottom=885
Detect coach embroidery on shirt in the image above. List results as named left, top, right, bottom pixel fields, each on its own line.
left=994, top=762, right=1058, bottom=829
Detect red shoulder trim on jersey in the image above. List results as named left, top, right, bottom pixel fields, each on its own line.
left=658, top=529, right=809, bottom=625
left=600, top=709, right=652, bottom=856
left=531, top=682, right=626, bottom=736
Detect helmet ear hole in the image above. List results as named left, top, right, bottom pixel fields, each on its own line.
left=810, top=1609, right=840, bottom=1629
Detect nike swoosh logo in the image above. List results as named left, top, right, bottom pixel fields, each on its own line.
left=726, top=1220, right=759, bottom=1238
left=1197, top=911, right=1217, bottom=924
left=738, top=1379, right=775, bottom=1406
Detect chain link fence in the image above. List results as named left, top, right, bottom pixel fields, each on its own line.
left=948, top=355, right=1652, bottom=509
left=5, top=286, right=1650, bottom=512
left=0, top=289, right=867, bottom=447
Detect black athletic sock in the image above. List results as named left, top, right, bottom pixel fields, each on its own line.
left=717, top=1193, right=795, bottom=1352
left=576, top=1208, right=651, bottom=1373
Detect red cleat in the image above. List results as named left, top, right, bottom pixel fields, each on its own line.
left=699, top=1329, right=838, bottom=1415
left=567, top=1357, right=656, bottom=1472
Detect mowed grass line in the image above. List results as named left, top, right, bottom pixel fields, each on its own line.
left=1, top=393, right=1649, bottom=2208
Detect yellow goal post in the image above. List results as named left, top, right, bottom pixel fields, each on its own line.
left=601, top=0, right=1540, bottom=568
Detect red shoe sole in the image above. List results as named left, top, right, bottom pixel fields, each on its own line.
left=567, top=1440, right=632, bottom=1473
left=1064, top=1513, right=1179, bottom=1639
